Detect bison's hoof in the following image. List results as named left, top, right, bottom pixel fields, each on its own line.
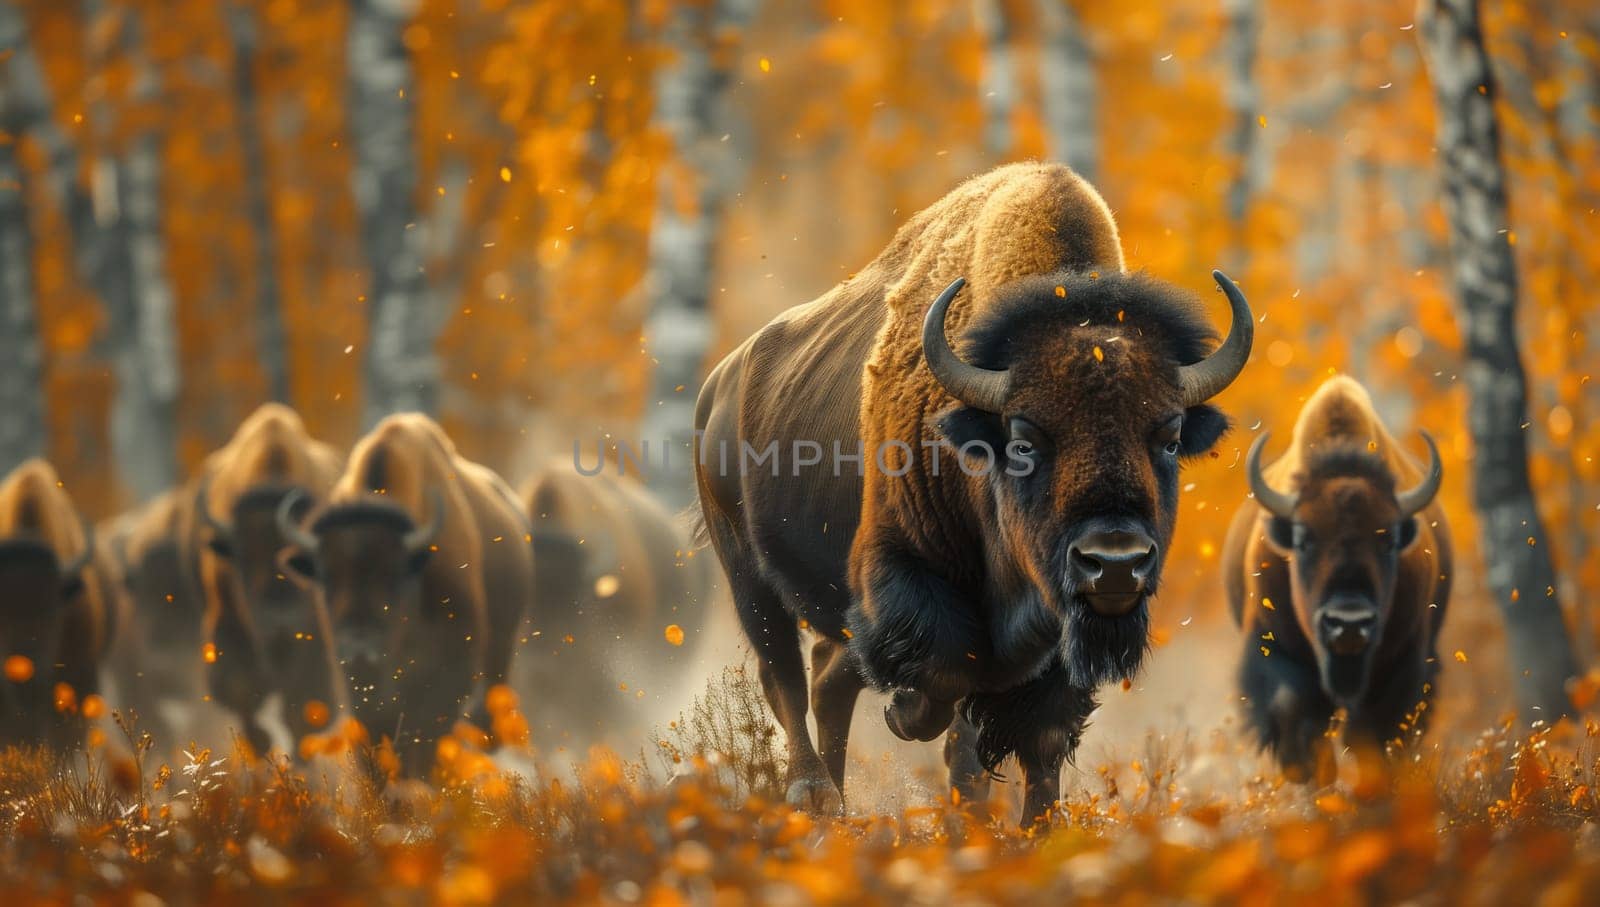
left=884, top=691, right=955, bottom=742
left=785, top=776, right=844, bottom=815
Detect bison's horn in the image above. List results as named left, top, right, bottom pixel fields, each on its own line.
left=275, top=489, right=320, bottom=554
left=194, top=473, right=235, bottom=546
left=60, top=512, right=96, bottom=579
left=922, top=277, right=1010, bottom=413
left=403, top=489, right=445, bottom=554
left=1246, top=433, right=1297, bottom=519
left=1396, top=431, right=1443, bottom=517
left=1176, top=270, right=1255, bottom=406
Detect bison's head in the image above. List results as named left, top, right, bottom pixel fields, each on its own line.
left=276, top=491, right=440, bottom=704
left=926, top=270, right=1251, bottom=687
left=1247, top=434, right=1441, bottom=705
left=197, top=478, right=320, bottom=643
left=0, top=524, right=94, bottom=730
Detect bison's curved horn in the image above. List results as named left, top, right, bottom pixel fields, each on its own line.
left=403, top=489, right=445, bottom=555
left=1246, top=433, right=1296, bottom=519
left=922, top=277, right=1010, bottom=413
left=60, top=513, right=96, bottom=579
left=1176, top=270, right=1255, bottom=406
left=194, top=473, right=235, bottom=546
left=1396, top=431, right=1443, bottom=517
left=274, top=489, right=320, bottom=555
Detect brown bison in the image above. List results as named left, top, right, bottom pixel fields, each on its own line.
left=0, top=459, right=114, bottom=749
left=100, top=487, right=207, bottom=745
left=277, top=413, right=534, bottom=773
left=192, top=403, right=343, bottom=754
left=519, top=464, right=712, bottom=743
left=693, top=163, right=1253, bottom=822
left=1223, top=376, right=1450, bottom=778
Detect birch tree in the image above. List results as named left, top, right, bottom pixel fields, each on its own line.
left=1, top=2, right=177, bottom=498
left=1417, top=0, right=1580, bottom=717
left=348, top=0, right=437, bottom=427
left=0, top=65, right=45, bottom=474
left=640, top=0, right=760, bottom=507
left=1035, top=0, right=1097, bottom=180
left=89, top=1, right=181, bottom=500
left=1221, top=0, right=1261, bottom=225
left=974, top=0, right=1018, bottom=157
left=227, top=0, right=291, bottom=403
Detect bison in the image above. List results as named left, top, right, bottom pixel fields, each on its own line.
left=0, top=459, right=114, bottom=750
left=693, top=163, right=1253, bottom=823
left=276, top=413, right=534, bottom=773
left=519, top=464, right=712, bottom=744
left=1222, top=375, right=1450, bottom=778
left=191, top=403, right=343, bottom=754
left=100, top=487, right=208, bottom=746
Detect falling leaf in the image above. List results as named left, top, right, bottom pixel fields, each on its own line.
left=3, top=655, right=33, bottom=683
left=664, top=624, right=685, bottom=646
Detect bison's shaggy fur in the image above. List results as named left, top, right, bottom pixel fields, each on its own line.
left=0, top=459, right=116, bottom=749
left=695, top=163, right=1249, bottom=823
left=1223, top=376, right=1453, bottom=779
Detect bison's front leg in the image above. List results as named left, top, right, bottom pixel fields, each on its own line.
left=1240, top=646, right=1332, bottom=782
left=963, top=659, right=1096, bottom=827
left=848, top=531, right=985, bottom=743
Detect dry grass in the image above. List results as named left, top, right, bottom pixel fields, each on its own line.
left=3, top=671, right=1600, bottom=904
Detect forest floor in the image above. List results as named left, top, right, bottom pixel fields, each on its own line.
left=4, top=620, right=1600, bottom=905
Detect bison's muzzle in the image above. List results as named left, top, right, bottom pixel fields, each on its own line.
left=1318, top=599, right=1378, bottom=657
left=1067, top=527, right=1158, bottom=616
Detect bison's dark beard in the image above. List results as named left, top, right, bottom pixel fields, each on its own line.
left=1061, top=601, right=1150, bottom=689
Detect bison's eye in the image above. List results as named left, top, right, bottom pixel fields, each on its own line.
left=1153, top=415, right=1183, bottom=458
left=1005, top=417, right=1046, bottom=476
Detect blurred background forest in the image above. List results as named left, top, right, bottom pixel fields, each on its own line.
left=0, top=0, right=1596, bottom=724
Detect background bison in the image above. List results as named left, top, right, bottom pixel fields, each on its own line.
left=0, top=460, right=114, bottom=750
left=694, top=163, right=1252, bottom=823
left=192, top=403, right=343, bottom=755
left=519, top=465, right=712, bottom=748
left=1224, top=376, right=1451, bottom=779
left=277, top=413, right=533, bottom=773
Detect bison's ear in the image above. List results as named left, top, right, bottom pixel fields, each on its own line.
left=1178, top=404, right=1229, bottom=460
left=1264, top=516, right=1295, bottom=553
left=407, top=547, right=434, bottom=576
left=935, top=406, right=1005, bottom=461
left=1397, top=516, right=1421, bottom=552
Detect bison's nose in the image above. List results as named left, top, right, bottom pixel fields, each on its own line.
left=1069, top=530, right=1158, bottom=616
left=1319, top=607, right=1377, bottom=656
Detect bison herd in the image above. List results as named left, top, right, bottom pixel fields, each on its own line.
left=3, top=162, right=1456, bottom=826
left=1, top=407, right=710, bottom=774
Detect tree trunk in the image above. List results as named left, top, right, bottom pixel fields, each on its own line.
left=974, top=0, right=1018, bottom=157
left=1221, top=0, right=1261, bottom=224
left=640, top=0, right=759, bottom=508
left=347, top=0, right=437, bottom=427
left=88, top=2, right=180, bottom=501
left=0, top=121, right=46, bottom=473
left=1035, top=0, right=1097, bottom=181
left=227, top=0, right=291, bottom=404
left=1417, top=0, right=1580, bottom=717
